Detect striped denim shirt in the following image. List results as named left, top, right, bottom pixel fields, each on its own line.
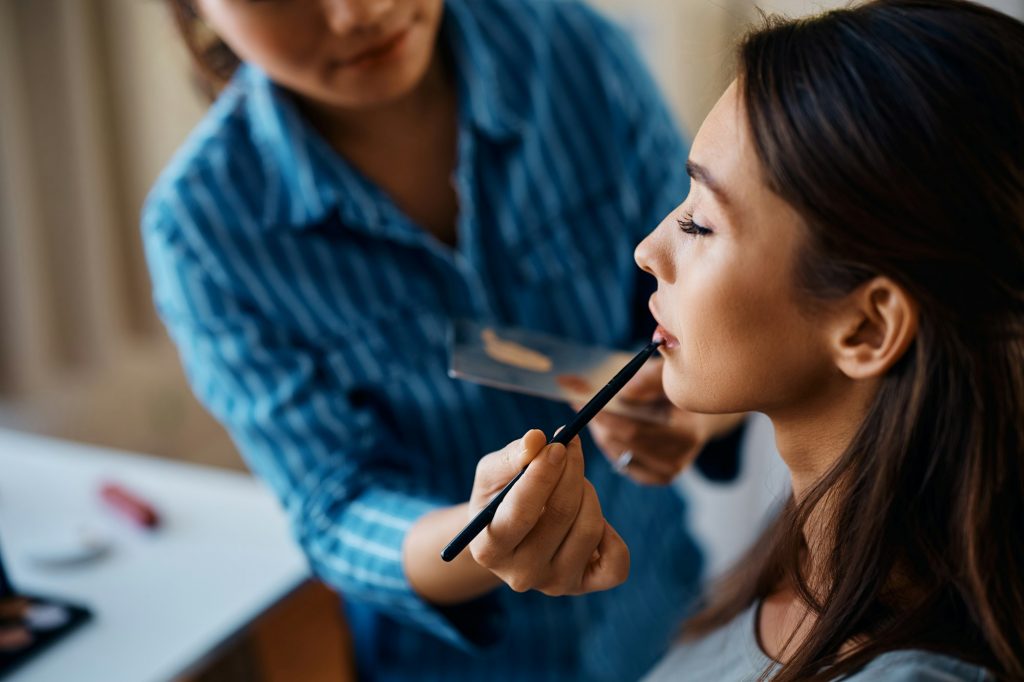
left=143, top=1, right=702, bottom=679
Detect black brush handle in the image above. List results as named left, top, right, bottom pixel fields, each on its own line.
left=441, top=340, right=661, bottom=562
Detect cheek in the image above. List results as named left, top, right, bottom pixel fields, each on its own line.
left=257, top=26, right=322, bottom=70
left=421, top=0, right=445, bottom=22
left=663, top=264, right=830, bottom=414
left=218, top=14, right=323, bottom=76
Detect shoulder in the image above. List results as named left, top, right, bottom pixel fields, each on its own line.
left=846, top=650, right=993, bottom=681
left=465, top=0, right=652, bottom=98
left=465, top=0, right=620, bottom=36
left=142, top=72, right=267, bottom=252
left=462, top=0, right=681, bottom=173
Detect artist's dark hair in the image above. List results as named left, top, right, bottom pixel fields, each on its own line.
left=685, top=1, right=1024, bottom=680
left=165, top=0, right=240, bottom=98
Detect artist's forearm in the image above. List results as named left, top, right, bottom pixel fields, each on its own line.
left=403, top=503, right=502, bottom=605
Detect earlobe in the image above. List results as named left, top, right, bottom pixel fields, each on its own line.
left=830, top=277, right=918, bottom=380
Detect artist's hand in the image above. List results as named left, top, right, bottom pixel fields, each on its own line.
left=579, top=357, right=746, bottom=486
left=467, top=430, right=629, bottom=596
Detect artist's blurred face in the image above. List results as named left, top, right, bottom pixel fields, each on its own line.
left=197, top=0, right=445, bottom=109
left=635, top=82, right=838, bottom=417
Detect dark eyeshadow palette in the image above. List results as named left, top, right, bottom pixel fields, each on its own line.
left=0, top=595, right=91, bottom=678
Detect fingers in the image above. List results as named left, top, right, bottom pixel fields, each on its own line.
left=485, top=439, right=568, bottom=548
left=545, top=479, right=608, bottom=594
left=590, top=413, right=694, bottom=464
left=472, top=429, right=548, bottom=500
left=587, top=410, right=647, bottom=450
left=586, top=410, right=652, bottom=448
left=578, top=520, right=630, bottom=593
left=615, top=356, right=666, bottom=403
left=616, top=459, right=676, bottom=486
left=468, top=432, right=629, bottom=596
left=583, top=406, right=704, bottom=485
left=605, top=441, right=684, bottom=480
left=513, top=437, right=585, bottom=568
left=556, top=374, right=593, bottom=399
left=514, top=429, right=550, bottom=469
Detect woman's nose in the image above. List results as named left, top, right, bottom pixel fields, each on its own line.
left=634, top=229, right=660, bottom=279
left=322, top=0, right=396, bottom=34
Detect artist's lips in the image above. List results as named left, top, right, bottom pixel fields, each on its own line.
left=649, top=296, right=680, bottom=350
left=337, top=26, right=412, bottom=68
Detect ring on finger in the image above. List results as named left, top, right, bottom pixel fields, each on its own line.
left=613, top=450, right=634, bottom=473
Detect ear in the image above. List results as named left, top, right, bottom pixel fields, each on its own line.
left=827, top=277, right=918, bottom=380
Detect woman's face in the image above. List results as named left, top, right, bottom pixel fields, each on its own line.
left=635, top=81, right=839, bottom=417
left=197, top=0, right=445, bottom=109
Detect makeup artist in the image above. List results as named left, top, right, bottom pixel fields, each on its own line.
left=144, top=1, right=743, bottom=680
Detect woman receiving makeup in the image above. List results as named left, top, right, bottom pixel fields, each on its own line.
left=611, top=0, right=1022, bottom=679
left=144, top=1, right=744, bottom=680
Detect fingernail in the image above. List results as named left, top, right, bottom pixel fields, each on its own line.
left=549, top=444, right=567, bottom=464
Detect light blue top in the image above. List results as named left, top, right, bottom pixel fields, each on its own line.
left=142, top=0, right=704, bottom=680
left=643, top=602, right=992, bottom=681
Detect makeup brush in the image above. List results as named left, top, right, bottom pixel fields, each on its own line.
left=441, top=339, right=663, bottom=562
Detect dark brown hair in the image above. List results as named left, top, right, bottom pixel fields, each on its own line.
left=686, top=1, right=1024, bottom=680
left=165, top=0, right=240, bottom=98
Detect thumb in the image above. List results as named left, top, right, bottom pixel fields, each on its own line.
left=512, top=429, right=549, bottom=469
left=476, top=429, right=548, bottom=492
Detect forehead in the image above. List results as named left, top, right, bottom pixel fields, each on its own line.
left=689, top=81, right=764, bottom=210
left=689, top=81, right=808, bottom=261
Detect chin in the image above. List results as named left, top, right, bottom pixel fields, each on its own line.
left=663, top=370, right=742, bottom=415
left=662, top=373, right=702, bottom=413
left=325, top=40, right=434, bottom=109
left=324, top=69, right=417, bottom=108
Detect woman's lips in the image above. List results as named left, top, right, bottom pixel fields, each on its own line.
left=653, top=325, right=680, bottom=350
left=648, top=296, right=680, bottom=350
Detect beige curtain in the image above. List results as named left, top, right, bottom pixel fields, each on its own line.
left=1, top=1, right=124, bottom=395
left=0, top=0, right=237, bottom=464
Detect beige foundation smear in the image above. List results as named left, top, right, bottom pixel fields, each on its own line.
left=480, top=328, right=554, bottom=373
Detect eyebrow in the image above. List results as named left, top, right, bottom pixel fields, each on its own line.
left=686, top=160, right=729, bottom=204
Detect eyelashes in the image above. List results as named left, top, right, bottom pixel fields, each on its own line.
left=677, top=213, right=713, bottom=237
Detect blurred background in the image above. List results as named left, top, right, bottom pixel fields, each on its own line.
left=1, top=0, right=1021, bottom=469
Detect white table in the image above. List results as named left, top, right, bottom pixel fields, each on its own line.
left=0, top=428, right=310, bottom=682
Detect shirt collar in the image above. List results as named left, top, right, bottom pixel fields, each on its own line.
left=241, top=0, right=525, bottom=233
left=242, top=64, right=349, bottom=230
left=441, top=0, right=525, bottom=141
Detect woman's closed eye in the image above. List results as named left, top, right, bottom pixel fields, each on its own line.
left=678, top=213, right=713, bottom=237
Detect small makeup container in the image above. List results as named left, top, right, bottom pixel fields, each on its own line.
left=0, top=538, right=91, bottom=675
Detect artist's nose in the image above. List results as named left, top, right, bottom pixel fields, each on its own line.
left=322, top=0, right=396, bottom=34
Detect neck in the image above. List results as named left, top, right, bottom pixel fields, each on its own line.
left=768, top=375, right=879, bottom=582
left=770, top=376, right=876, bottom=501
left=759, top=376, right=883, bottom=661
